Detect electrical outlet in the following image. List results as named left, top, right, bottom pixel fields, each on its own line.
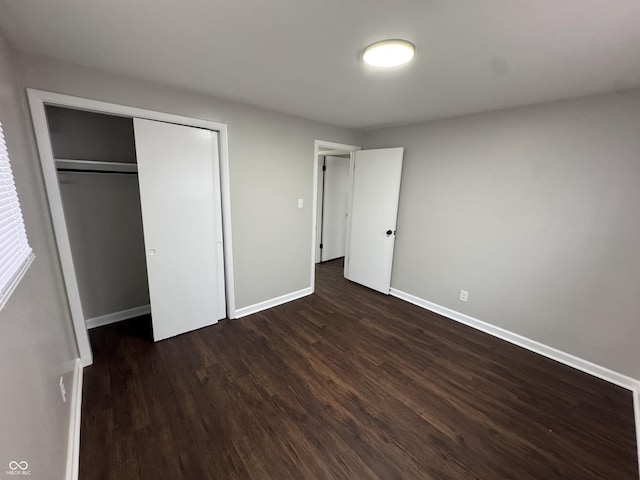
left=459, top=290, right=469, bottom=302
left=298, top=198, right=304, bottom=208
left=59, top=376, right=66, bottom=403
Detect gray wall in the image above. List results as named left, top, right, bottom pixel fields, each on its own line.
left=0, top=33, right=78, bottom=479
left=362, top=92, right=640, bottom=379
left=58, top=172, right=149, bottom=320
left=16, top=52, right=360, bottom=311
left=46, top=106, right=137, bottom=163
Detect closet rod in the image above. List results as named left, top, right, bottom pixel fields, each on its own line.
left=56, top=168, right=138, bottom=176
left=55, top=159, right=138, bottom=174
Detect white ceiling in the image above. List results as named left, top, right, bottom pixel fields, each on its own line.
left=1, top=0, right=639, bottom=130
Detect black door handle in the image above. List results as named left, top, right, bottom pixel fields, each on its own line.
left=386, top=230, right=393, bottom=236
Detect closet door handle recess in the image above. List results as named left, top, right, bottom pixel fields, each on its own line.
left=148, top=249, right=156, bottom=256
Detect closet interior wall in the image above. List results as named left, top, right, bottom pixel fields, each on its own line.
left=45, top=106, right=149, bottom=325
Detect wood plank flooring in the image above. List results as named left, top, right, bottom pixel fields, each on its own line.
left=80, top=259, right=638, bottom=479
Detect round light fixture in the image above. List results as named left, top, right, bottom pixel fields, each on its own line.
left=363, top=39, right=415, bottom=68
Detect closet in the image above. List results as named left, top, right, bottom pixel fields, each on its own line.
left=45, top=106, right=226, bottom=342
left=47, top=106, right=149, bottom=328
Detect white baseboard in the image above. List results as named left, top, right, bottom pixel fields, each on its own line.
left=86, top=304, right=151, bottom=329
left=65, top=358, right=83, bottom=480
left=234, top=287, right=313, bottom=319
left=389, top=288, right=639, bottom=390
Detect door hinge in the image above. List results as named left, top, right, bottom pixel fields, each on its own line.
left=319, top=244, right=323, bottom=249
left=322, top=165, right=326, bottom=171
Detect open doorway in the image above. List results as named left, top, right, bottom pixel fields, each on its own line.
left=316, top=152, right=350, bottom=263
left=310, top=140, right=360, bottom=292
left=311, top=141, right=405, bottom=297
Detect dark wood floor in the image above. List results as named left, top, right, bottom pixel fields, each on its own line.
left=80, top=259, right=638, bottom=479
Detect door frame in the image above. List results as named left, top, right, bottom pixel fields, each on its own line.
left=27, top=89, right=236, bottom=366
left=310, top=140, right=360, bottom=293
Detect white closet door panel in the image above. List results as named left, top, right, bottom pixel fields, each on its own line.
left=134, top=118, right=225, bottom=341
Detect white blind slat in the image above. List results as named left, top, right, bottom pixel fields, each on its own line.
left=0, top=222, right=26, bottom=241
left=0, top=120, right=33, bottom=309
left=0, top=215, right=19, bottom=230
left=0, top=222, right=18, bottom=238
left=0, top=238, right=22, bottom=265
left=0, top=258, right=23, bottom=295
left=0, top=241, right=21, bottom=266
left=0, top=226, right=24, bottom=246
left=0, top=242, right=22, bottom=280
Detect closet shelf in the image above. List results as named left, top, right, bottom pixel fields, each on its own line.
left=55, top=158, right=137, bottom=174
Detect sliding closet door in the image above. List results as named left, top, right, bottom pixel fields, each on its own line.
left=134, top=119, right=225, bottom=341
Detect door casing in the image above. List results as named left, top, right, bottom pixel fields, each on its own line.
left=311, top=140, right=360, bottom=292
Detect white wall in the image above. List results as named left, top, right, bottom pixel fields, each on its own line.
left=362, top=91, right=640, bottom=379
left=0, top=33, right=78, bottom=479
left=16, top=52, right=360, bottom=311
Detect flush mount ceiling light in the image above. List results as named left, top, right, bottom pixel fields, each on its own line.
left=363, top=39, right=415, bottom=68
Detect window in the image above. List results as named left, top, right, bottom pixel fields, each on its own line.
left=0, top=120, right=34, bottom=310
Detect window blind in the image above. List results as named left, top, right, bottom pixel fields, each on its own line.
left=0, top=120, right=34, bottom=310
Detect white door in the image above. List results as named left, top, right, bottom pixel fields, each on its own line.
left=134, top=118, right=226, bottom=341
left=345, top=147, right=404, bottom=294
left=320, top=156, right=350, bottom=262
